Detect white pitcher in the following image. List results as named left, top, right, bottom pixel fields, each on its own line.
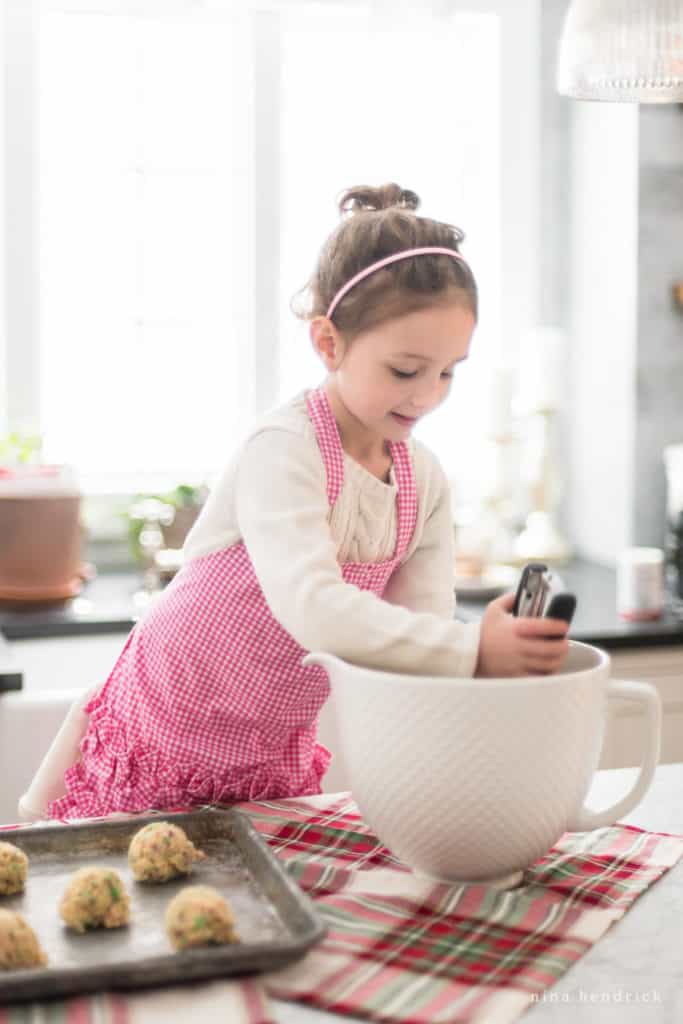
left=304, top=642, right=661, bottom=887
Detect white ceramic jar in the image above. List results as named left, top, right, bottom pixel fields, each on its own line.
left=616, top=547, right=664, bottom=621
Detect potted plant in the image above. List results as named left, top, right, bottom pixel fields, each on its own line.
left=125, top=483, right=208, bottom=567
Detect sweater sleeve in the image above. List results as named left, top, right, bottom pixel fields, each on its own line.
left=235, top=428, right=481, bottom=678
left=381, top=454, right=480, bottom=677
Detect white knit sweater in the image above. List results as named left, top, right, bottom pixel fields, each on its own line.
left=183, top=391, right=481, bottom=678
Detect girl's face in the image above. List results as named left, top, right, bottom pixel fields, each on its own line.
left=313, top=300, right=475, bottom=452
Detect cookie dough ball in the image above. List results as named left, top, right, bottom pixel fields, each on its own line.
left=128, top=822, right=206, bottom=883
left=165, top=885, right=238, bottom=951
left=0, top=908, right=47, bottom=969
left=59, top=867, right=130, bottom=933
left=0, top=841, right=28, bottom=896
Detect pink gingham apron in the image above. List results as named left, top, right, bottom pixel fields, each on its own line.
left=49, top=388, right=418, bottom=819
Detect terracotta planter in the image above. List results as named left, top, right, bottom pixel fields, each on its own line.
left=0, top=495, right=84, bottom=600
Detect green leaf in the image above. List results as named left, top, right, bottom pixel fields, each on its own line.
left=0, top=431, right=43, bottom=467
left=105, top=876, right=120, bottom=902
left=173, top=484, right=198, bottom=506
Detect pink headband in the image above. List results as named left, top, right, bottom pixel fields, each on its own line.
left=325, top=246, right=467, bottom=320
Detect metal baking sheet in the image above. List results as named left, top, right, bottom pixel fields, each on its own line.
left=0, top=808, right=326, bottom=1003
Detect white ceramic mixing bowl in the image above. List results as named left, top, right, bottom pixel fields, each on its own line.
left=304, top=642, right=661, bottom=887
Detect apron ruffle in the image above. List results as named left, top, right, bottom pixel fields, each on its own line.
left=48, top=694, right=330, bottom=819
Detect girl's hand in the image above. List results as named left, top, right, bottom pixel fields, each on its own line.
left=475, top=592, right=570, bottom=678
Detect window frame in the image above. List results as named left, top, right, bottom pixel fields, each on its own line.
left=1, top=0, right=541, bottom=497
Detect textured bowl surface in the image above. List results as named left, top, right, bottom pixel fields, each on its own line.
left=323, top=643, right=614, bottom=883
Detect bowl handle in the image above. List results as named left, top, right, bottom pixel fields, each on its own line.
left=567, top=680, right=661, bottom=832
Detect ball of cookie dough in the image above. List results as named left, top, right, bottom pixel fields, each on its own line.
left=0, top=908, right=47, bottom=969
left=0, top=841, right=28, bottom=896
left=128, top=822, right=206, bottom=883
left=59, top=867, right=130, bottom=933
left=165, top=885, right=238, bottom=951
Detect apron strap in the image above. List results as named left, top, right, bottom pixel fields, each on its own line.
left=305, top=388, right=418, bottom=560
left=305, top=388, right=345, bottom=507
left=388, top=439, right=418, bottom=562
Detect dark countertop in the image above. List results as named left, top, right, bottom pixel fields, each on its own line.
left=1, top=559, right=683, bottom=649
left=0, top=572, right=141, bottom=641
left=456, top=559, right=683, bottom=649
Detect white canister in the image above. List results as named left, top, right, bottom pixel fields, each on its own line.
left=617, top=547, right=664, bottom=621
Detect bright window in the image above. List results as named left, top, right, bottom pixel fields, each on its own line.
left=279, top=8, right=500, bottom=487
left=38, top=5, right=253, bottom=486
left=3, top=0, right=539, bottom=502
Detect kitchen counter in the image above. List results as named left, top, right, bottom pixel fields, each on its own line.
left=0, top=572, right=144, bottom=640
left=272, top=762, right=683, bottom=1024
left=457, top=558, right=683, bottom=650
left=2, top=558, right=682, bottom=648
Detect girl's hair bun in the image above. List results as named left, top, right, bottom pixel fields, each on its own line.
left=291, top=182, right=477, bottom=337
left=338, top=183, right=420, bottom=216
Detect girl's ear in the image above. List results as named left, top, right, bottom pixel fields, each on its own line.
left=310, top=316, right=345, bottom=370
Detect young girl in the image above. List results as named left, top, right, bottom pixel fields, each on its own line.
left=21, top=182, right=569, bottom=821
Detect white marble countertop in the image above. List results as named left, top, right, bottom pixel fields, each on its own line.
left=273, top=763, right=683, bottom=1024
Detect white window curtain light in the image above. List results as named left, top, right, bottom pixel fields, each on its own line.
left=279, top=6, right=501, bottom=493
left=38, top=4, right=254, bottom=489
left=3, top=0, right=539, bottom=502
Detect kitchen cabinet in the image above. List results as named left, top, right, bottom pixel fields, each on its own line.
left=5, top=634, right=125, bottom=693
left=601, top=645, right=683, bottom=769
left=0, top=635, right=126, bottom=824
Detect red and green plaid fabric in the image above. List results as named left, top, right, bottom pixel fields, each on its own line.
left=241, top=791, right=683, bottom=1024
left=0, top=978, right=273, bottom=1023
left=1, top=792, right=682, bottom=1024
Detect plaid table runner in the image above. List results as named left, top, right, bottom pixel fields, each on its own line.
left=242, top=790, right=683, bottom=1024
left=1, top=792, right=682, bottom=1024
left=0, top=979, right=273, bottom=1023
